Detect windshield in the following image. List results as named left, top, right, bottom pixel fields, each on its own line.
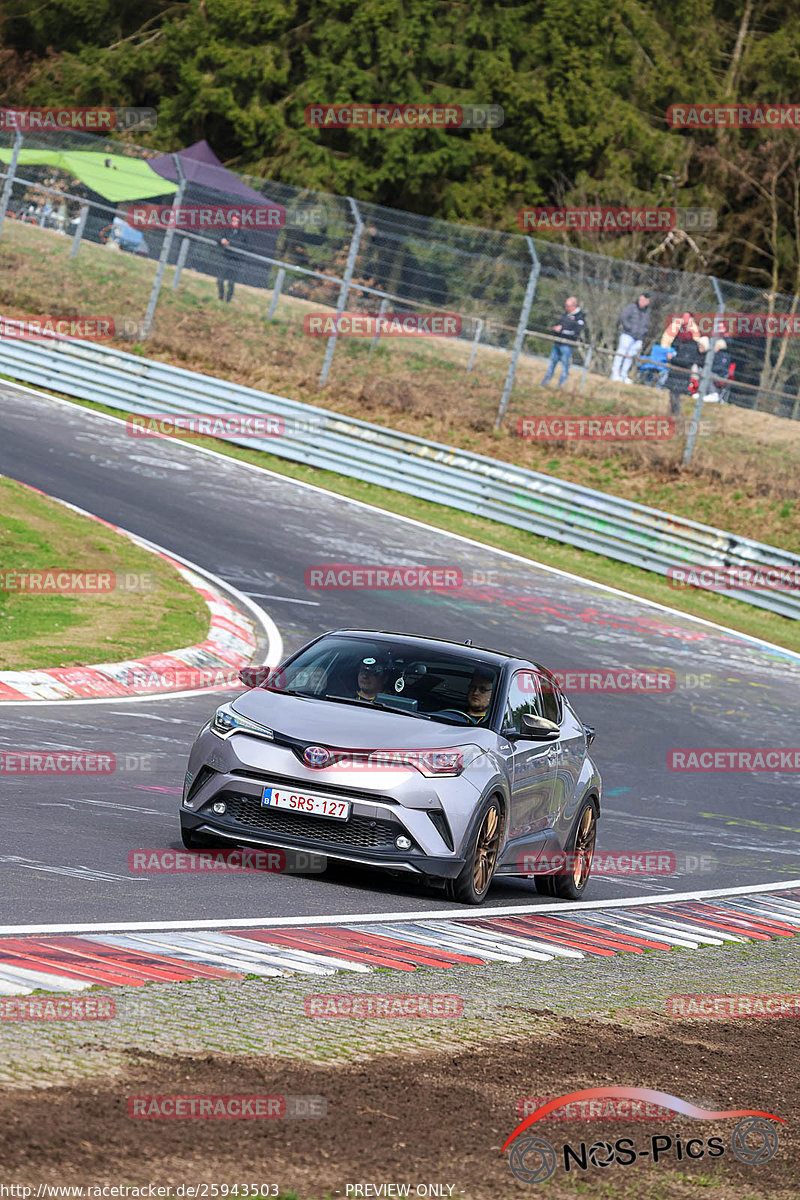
left=264, top=635, right=502, bottom=726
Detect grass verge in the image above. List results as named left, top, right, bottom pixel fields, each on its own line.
left=0, top=476, right=209, bottom=670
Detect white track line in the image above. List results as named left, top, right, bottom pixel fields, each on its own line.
left=1, top=878, right=798, bottom=937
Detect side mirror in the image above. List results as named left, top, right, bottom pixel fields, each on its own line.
left=520, top=714, right=560, bottom=740
left=239, top=665, right=270, bottom=688
left=584, top=724, right=596, bottom=747
left=502, top=715, right=560, bottom=741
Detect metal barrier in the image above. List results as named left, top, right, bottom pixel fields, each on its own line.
left=1, top=331, right=798, bottom=622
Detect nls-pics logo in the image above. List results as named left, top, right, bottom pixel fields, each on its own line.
left=502, top=1087, right=784, bottom=1184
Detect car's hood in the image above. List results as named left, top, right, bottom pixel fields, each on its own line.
left=231, top=689, right=492, bottom=749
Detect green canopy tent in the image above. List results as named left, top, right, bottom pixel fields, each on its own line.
left=0, top=149, right=177, bottom=202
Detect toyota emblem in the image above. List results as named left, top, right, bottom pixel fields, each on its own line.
left=304, top=745, right=330, bottom=768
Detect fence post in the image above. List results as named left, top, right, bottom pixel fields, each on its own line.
left=682, top=277, right=725, bottom=467
left=369, top=297, right=390, bottom=355
left=0, top=130, right=24, bottom=238
left=267, top=266, right=285, bottom=320
left=494, top=237, right=540, bottom=430
left=69, top=204, right=89, bottom=258
left=578, top=344, right=593, bottom=391
left=140, top=154, right=187, bottom=339
left=319, top=196, right=364, bottom=387
left=467, top=318, right=484, bottom=372
left=171, top=236, right=190, bottom=289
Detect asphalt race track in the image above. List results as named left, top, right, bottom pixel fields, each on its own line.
left=1, top=380, right=799, bottom=925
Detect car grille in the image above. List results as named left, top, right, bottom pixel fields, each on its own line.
left=220, top=792, right=401, bottom=849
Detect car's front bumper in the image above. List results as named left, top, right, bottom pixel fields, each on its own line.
left=180, top=809, right=466, bottom=878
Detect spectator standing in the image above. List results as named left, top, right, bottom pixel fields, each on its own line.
left=703, top=338, right=731, bottom=403
left=216, top=213, right=246, bottom=302
left=665, top=312, right=704, bottom=416
left=541, top=296, right=586, bottom=388
left=611, top=293, right=651, bottom=383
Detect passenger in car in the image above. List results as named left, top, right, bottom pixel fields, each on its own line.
left=355, top=655, right=390, bottom=703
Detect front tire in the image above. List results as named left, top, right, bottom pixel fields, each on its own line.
left=445, top=797, right=502, bottom=904
left=535, top=800, right=597, bottom=901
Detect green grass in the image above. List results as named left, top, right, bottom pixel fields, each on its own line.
left=0, top=476, right=209, bottom=669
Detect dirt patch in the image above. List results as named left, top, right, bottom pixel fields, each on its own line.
left=0, top=1014, right=795, bottom=1198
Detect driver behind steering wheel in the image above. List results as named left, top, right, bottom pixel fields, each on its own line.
left=462, top=670, right=494, bottom=725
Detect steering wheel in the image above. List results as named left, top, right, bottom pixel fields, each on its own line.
left=431, top=708, right=472, bottom=725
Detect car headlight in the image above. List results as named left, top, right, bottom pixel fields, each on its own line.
left=368, top=748, right=467, bottom=777
left=210, top=703, right=274, bottom=741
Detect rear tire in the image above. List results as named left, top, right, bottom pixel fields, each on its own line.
left=445, top=797, right=503, bottom=905
left=535, top=800, right=597, bottom=901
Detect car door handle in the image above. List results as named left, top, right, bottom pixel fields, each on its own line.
left=546, top=746, right=558, bottom=761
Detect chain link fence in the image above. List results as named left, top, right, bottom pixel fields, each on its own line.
left=2, top=124, right=800, bottom=438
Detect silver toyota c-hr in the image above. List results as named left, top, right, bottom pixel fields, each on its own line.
left=180, top=630, right=601, bottom=904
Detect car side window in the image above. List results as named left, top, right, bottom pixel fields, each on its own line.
left=538, top=674, right=562, bottom=725
left=504, top=670, right=543, bottom=732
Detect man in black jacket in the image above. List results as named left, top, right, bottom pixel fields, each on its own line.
left=542, top=296, right=586, bottom=388
left=611, top=293, right=651, bottom=383
left=216, top=213, right=246, bottom=302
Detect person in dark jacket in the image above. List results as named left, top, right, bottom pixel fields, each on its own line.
left=704, top=338, right=731, bottom=402
left=666, top=312, right=705, bottom=416
left=542, top=296, right=586, bottom=388
left=216, top=213, right=246, bottom=302
left=611, top=293, right=651, bottom=383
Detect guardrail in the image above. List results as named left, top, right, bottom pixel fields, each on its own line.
left=1, top=332, right=799, bottom=621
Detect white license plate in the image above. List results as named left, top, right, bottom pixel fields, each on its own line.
left=261, top=785, right=350, bottom=821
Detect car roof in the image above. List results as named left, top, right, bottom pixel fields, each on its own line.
left=325, top=629, right=551, bottom=676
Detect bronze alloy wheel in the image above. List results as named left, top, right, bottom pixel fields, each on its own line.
left=572, top=804, right=597, bottom=889
left=473, top=802, right=502, bottom=895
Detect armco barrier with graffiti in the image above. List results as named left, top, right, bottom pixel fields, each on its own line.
left=0, top=330, right=798, bottom=621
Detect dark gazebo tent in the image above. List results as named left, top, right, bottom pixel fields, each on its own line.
left=146, top=140, right=285, bottom=290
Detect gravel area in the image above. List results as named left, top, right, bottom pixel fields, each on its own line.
left=1, top=935, right=798, bottom=1087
